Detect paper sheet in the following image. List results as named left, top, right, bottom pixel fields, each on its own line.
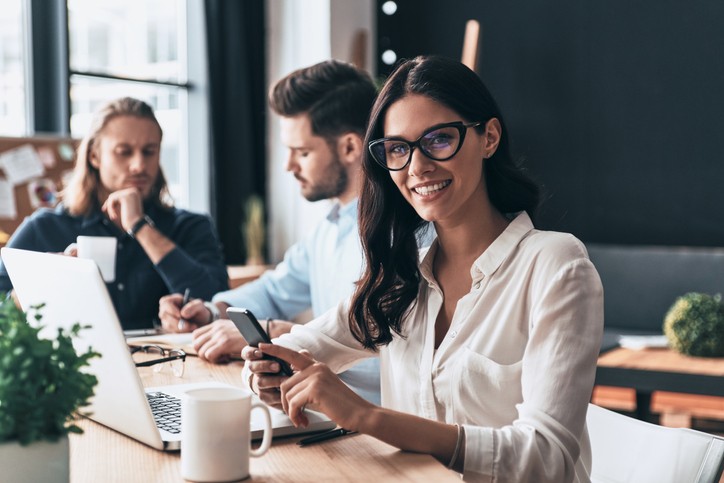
left=0, top=179, right=17, bottom=219
left=37, top=146, right=57, bottom=169
left=618, top=335, right=669, bottom=350
left=0, top=144, right=45, bottom=185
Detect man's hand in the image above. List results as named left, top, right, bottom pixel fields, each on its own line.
left=158, top=293, right=211, bottom=333
left=192, top=319, right=248, bottom=363
left=101, top=188, right=145, bottom=232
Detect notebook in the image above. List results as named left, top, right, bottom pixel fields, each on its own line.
left=1, top=247, right=335, bottom=451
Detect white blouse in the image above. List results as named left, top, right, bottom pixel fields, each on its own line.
left=257, top=212, right=604, bottom=482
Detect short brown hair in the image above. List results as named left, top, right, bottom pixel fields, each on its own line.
left=268, top=60, right=377, bottom=145
left=62, top=97, right=170, bottom=216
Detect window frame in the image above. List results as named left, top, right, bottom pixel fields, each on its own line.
left=26, top=0, right=209, bottom=212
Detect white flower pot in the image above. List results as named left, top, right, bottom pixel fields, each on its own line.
left=0, top=434, right=69, bottom=483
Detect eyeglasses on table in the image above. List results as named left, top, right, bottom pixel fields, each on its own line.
left=129, top=344, right=186, bottom=377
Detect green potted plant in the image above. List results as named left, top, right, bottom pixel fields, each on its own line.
left=663, top=292, right=724, bottom=357
left=0, top=293, right=99, bottom=482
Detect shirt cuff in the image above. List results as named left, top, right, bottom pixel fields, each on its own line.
left=203, top=301, right=220, bottom=322
left=462, top=424, right=495, bottom=482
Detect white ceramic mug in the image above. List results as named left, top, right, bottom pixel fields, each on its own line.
left=76, top=236, right=117, bottom=282
left=181, top=387, right=272, bottom=482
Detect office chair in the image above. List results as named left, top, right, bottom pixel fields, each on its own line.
left=587, top=403, right=724, bottom=483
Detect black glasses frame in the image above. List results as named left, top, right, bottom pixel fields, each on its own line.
left=130, top=344, right=186, bottom=373
left=368, top=120, right=482, bottom=171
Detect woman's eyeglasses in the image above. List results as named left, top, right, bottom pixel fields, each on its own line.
left=368, top=121, right=481, bottom=171
left=130, top=344, right=186, bottom=377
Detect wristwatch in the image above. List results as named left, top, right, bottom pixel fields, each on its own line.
left=127, top=215, right=155, bottom=239
left=203, top=301, right=221, bottom=324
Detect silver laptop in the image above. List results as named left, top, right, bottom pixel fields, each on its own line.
left=1, top=247, right=335, bottom=451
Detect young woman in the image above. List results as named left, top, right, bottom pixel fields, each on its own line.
left=0, top=97, right=228, bottom=329
left=243, top=56, right=603, bottom=482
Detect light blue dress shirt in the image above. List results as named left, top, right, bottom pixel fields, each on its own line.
left=213, top=199, right=381, bottom=404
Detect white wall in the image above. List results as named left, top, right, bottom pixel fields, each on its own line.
left=265, top=0, right=375, bottom=262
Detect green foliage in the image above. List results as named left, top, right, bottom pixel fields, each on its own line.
left=0, top=293, right=100, bottom=445
left=663, top=292, right=724, bottom=357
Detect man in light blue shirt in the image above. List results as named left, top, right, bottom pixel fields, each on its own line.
left=158, top=60, right=380, bottom=403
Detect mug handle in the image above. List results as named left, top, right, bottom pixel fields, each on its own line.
left=249, top=401, right=272, bottom=457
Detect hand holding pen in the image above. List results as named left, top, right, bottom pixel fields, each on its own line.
left=178, top=288, right=191, bottom=331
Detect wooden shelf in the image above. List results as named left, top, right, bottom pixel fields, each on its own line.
left=227, top=264, right=271, bottom=288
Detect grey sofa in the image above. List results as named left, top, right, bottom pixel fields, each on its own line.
left=586, top=244, right=724, bottom=353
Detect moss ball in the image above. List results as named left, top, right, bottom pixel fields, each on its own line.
left=663, top=292, right=724, bottom=357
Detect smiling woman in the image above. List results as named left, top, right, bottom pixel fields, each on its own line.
left=0, top=97, right=229, bottom=330
left=242, top=56, right=604, bottom=482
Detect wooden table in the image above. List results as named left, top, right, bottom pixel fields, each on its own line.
left=596, top=347, right=724, bottom=422
left=69, top=358, right=459, bottom=482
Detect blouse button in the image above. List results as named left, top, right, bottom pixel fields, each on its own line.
left=118, top=283, right=125, bottom=291
left=473, top=281, right=481, bottom=289
left=450, top=330, right=457, bottom=338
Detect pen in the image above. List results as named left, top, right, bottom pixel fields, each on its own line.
left=123, top=328, right=162, bottom=338
left=297, top=428, right=357, bottom=446
left=178, top=288, right=191, bottom=331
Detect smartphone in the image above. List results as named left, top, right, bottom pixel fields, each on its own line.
left=227, top=307, right=293, bottom=376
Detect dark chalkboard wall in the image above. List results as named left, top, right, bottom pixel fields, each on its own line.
left=376, top=1, right=724, bottom=246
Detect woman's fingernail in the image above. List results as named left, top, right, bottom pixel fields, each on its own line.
left=270, top=363, right=280, bottom=372
left=253, top=349, right=261, bottom=357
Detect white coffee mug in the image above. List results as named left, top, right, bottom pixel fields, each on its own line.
left=76, top=236, right=117, bottom=282
left=181, top=387, right=272, bottom=482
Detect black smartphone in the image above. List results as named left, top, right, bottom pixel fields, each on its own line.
left=226, top=307, right=294, bottom=376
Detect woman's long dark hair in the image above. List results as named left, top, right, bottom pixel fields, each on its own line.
left=349, top=55, right=540, bottom=349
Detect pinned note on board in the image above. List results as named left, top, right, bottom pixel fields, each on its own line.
left=58, top=143, right=75, bottom=162
left=0, top=179, right=17, bottom=219
left=27, top=178, right=58, bottom=208
left=0, top=144, right=45, bottom=185
left=37, top=146, right=57, bottom=169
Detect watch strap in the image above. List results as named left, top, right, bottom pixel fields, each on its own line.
left=203, top=301, right=221, bottom=323
left=127, top=215, right=155, bottom=238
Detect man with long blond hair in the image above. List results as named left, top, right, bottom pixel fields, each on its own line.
left=0, top=97, right=228, bottom=329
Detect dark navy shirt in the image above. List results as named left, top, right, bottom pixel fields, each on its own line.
left=0, top=203, right=229, bottom=329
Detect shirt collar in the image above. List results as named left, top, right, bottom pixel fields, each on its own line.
left=79, top=204, right=104, bottom=229
left=472, top=211, right=534, bottom=278
left=419, top=211, right=535, bottom=283
left=327, top=198, right=358, bottom=223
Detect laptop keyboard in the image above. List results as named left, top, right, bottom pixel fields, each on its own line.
left=146, top=392, right=182, bottom=434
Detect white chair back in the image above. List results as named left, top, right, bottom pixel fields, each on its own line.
left=587, top=403, right=724, bottom=483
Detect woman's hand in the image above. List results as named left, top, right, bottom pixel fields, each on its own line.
left=243, top=343, right=373, bottom=430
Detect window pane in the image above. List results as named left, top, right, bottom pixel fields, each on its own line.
left=69, top=76, right=187, bottom=206
left=67, top=0, right=184, bottom=83
left=0, top=0, right=27, bottom=135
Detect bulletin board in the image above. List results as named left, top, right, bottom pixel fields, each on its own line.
left=0, top=136, right=79, bottom=246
